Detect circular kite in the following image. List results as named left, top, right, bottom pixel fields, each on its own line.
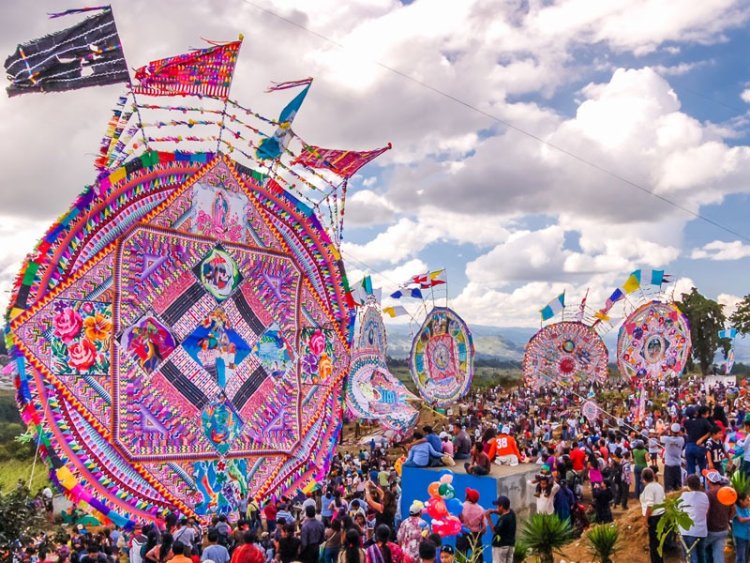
left=523, top=321, right=609, bottom=390
left=617, top=300, right=691, bottom=381
left=409, top=307, right=474, bottom=406
left=345, top=349, right=419, bottom=438
left=6, top=153, right=351, bottom=525
left=356, top=304, right=388, bottom=361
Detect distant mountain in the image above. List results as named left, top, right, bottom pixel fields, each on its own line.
left=383, top=323, right=533, bottom=361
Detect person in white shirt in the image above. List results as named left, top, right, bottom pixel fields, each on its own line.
left=679, top=474, right=709, bottom=563
left=640, top=468, right=666, bottom=563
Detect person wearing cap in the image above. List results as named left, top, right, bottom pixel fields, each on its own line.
left=458, top=488, right=485, bottom=554
left=439, top=545, right=454, bottom=563
left=660, top=423, right=685, bottom=492
left=640, top=467, right=665, bottom=563
left=397, top=503, right=428, bottom=563
left=704, top=469, right=733, bottom=562
left=488, top=426, right=523, bottom=466
left=678, top=474, right=709, bottom=563
left=484, top=495, right=515, bottom=563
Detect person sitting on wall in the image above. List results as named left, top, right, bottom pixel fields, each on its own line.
left=488, top=426, right=524, bottom=466
left=465, top=443, right=492, bottom=476
left=403, top=432, right=445, bottom=468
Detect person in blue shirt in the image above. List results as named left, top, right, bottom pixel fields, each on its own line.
left=424, top=426, right=443, bottom=454
left=404, top=431, right=445, bottom=468
left=734, top=493, right=750, bottom=563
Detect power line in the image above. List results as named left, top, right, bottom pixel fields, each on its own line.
left=243, top=0, right=750, bottom=243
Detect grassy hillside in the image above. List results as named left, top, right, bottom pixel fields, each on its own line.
left=0, top=457, right=49, bottom=494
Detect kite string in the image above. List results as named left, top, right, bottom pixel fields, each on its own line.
left=241, top=0, right=750, bottom=244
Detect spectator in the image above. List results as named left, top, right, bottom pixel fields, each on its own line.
left=201, top=531, right=229, bottom=563
left=484, top=495, right=515, bottom=563
left=661, top=423, right=685, bottom=492
left=678, top=474, right=709, bottom=563
left=640, top=468, right=665, bottom=563
left=167, top=542, right=191, bottom=563
left=300, top=505, right=325, bottom=563
left=684, top=406, right=712, bottom=476
left=733, top=492, right=750, bottom=563
left=338, top=530, right=365, bottom=563
left=464, top=443, right=491, bottom=476
left=704, top=470, right=733, bottom=563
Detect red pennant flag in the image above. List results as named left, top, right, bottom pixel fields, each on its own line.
left=291, top=143, right=391, bottom=178
left=132, top=39, right=242, bottom=100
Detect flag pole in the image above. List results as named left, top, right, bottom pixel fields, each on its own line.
left=216, top=34, right=244, bottom=154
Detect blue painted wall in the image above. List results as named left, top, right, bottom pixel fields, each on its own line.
left=400, top=467, right=499, bottom=563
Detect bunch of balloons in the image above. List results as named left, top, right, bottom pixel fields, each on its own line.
left=424, top=471, right=464, bottom=536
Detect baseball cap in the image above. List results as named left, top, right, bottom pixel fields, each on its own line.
left=439, top=432, right=450, bottom=439
left=704, top=470, right=729, bottom=485
left=441, top=546, right=455, bottom=555
left=671, top=423, right=681, bottom=433
left=465, top=488, right=479, bottom=503
left=492, top=495, right=510, bottom=509
left=501, top=425, right=510, bottom=434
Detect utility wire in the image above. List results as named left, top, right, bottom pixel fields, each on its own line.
left=243, top=0, right=750, bottom=243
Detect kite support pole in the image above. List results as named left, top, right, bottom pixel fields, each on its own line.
left=27, top=433, right=41, bottom=490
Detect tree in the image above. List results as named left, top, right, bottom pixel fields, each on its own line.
left=0, top=485, right=47, bottom=563
left=731, top=294, right=750, bottom=335
left=677, top=288, right=726, bottom=375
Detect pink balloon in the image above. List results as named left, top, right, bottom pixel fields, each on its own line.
left=426, top=498, right=449, bottom=519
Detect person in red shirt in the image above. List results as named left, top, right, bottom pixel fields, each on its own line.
left=569, top=443, right=586, bottom=474
left=231, top=532, right=265, bottom=563
left=263, top=500, right=278, bottom=534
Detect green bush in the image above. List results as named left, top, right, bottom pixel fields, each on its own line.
left=519, top=513, right=573, bottom=563
left=586, top=524, right=620, bottom=563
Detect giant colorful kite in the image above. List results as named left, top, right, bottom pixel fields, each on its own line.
left=409, top=307, right=474, bottom=406
left=2, top=9, right=395, bottom=527
left=345, top=349, right=419, bottom=438
left=523, top=321, right=609, bottom=390
left=617, top=301, right=691, bottom=381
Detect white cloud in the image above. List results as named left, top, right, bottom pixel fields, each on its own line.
left=718, top=293, right=743, bottom=317
left=691, top=240, right=750, bottom=260
left=345, top=190, right=397, bottom=226
left=742, top=89, right=750, bottom=104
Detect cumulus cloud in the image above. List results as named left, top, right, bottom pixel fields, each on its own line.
left=691, top=240, right=750, bottom=260
left=2, top=0, right=749, bottom=326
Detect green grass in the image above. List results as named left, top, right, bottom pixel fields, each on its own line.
left=0, top=457, right=50, bottom=494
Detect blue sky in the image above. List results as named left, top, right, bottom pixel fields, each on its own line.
left=1, top=0, right=750, bottom=333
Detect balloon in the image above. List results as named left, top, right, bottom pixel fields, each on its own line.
left=447, top=498, right=464, bottom=516
left=718, top=486, right=738, bottom=506
left=438, top=483, right=456, bottom=499
left=426, top=498, right=449, bottom=519
left=439, top=471, right=454, bottom=484
left=433, top=515, right=462, bottom=536
left=428, top=481, right=441, bottom=498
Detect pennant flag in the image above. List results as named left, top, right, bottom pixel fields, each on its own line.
left=132, top=39, right=242, bottom=100
left=350, top=276, right=375, bottom=306
left=576, top=289, right=589, bottom=322
left=597, top=288, right=624, bottom=318
left=622, top=269, right=670, bottom=294
left=383, top=306, right=408, bottom=318
left=291, top=143, right=392, bottom=178
left=390, top=287, right=423, bottom=299
left=407, top=272, right=429, bottom=287
left=361, top=275, right=373, bottom=296
left=419, top=269, right=447, bottom=289
left=622, top=272, right=640, bottom=294
left=719, top=328, right=738, bottom=340
left=540, top=292, right=565, bottom=321
left=257, top=78, right=312, bottom=160
left=5, top=7, right=129, bottom=97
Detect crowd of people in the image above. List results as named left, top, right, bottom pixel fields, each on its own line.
left=11, top=375, right=750, bottom=563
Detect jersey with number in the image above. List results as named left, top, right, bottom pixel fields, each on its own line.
left=488, top=434, right=522, bottom=460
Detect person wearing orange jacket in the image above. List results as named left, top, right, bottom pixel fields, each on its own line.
left=487, top=426, right=524, bottom=466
